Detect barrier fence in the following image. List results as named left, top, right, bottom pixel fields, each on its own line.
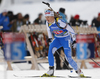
left=0, top=25, right=100, bottom=70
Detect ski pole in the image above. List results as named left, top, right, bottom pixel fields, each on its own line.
left=90, top=58, right=100, bottom=66
left=56, top=50, right=73, bottom=73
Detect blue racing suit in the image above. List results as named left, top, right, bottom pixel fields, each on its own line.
left=46, top=18, right=78, bottom=71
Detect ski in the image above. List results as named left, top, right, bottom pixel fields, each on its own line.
left=68, top=75, right=91, bottom=78
left=14, top=74, right=66, bottom=78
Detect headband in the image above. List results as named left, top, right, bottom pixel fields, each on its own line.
left=45, top=10, right=54, bottom=16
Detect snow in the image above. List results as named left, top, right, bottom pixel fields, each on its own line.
left=0, top=68, right=100, bottom=79
left=0, top=1, right=100, bottom=25
left=0, top=61, right=100, bottom=79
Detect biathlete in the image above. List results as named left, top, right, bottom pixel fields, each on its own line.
left=42, top=9, right=84, bottom=77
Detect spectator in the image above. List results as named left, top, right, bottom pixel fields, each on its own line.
left=7, top=11, right=14, bottom=22
left=0, top=10, right=13, bottom=32
left=91, top=13, right=100, bottom=39
left=70, top=14, right=87, bottom=26
left=11, top=13, right=26, bottom=32
left=59, top=7, right=68, bottom=23
left=91, top=13, right=100, bottom=31
left=33, top=13, right=43, bottom=24
left=24, top=14, right=31, bottom=25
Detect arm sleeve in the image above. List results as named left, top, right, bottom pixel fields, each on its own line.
left=71, top=33, right=76, bottom=41
left=46, top=21, right=52, bottom=39
left=66, top=24, right=75, bottom=34
left=58, top=19, right=75, bottom=34
left=0, top=17, right=5, bottom=25
left=58, top=19, right=66, bottom=28
left=66, top=24, right=76, bottom=41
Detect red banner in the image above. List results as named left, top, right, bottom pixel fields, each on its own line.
left=76, top=34, right=95, bottom=43
left=3, top=33, right=25, bottom=43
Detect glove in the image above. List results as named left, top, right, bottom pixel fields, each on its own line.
left=47, top=38, right=52, bottom=45
left=72, top=41, right=76, bottom=49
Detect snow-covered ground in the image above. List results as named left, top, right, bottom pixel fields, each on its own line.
left=0, top=1, right=100, bottom=25
left=0, top=68, right=100, bottom=79
left=0, top=61, right=100, bottom=79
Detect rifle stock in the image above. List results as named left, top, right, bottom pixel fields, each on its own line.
left=42, top=1, right=62, bottom=18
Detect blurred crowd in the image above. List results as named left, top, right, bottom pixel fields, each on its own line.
left=0, top=8, right=100, bottom=69
left=0, top=9, right=100, bottom=33
left=0, top=10, right=44, bottom=32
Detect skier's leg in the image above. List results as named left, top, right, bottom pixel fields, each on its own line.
left=65, top=45, right=84, bottom=76
left=59, top=36, right=84, bottom=77
left=42, top=38, right=61, bottom=76
left=63, top=43, right=78, bottom=71
left=55, top=47, right=62, bottom=70
left=61, top=47, right=73, bottom=70
left=48, top=38, right=61, bottom=66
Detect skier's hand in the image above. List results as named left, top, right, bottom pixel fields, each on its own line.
left=72, top=41, right=76, bottom=49
left=47, top=38, right=52, bottom=45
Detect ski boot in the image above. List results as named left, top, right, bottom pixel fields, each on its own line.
left=76, top=69, right=85, bottom=77
left=41, top=66, right=54, bottom=77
